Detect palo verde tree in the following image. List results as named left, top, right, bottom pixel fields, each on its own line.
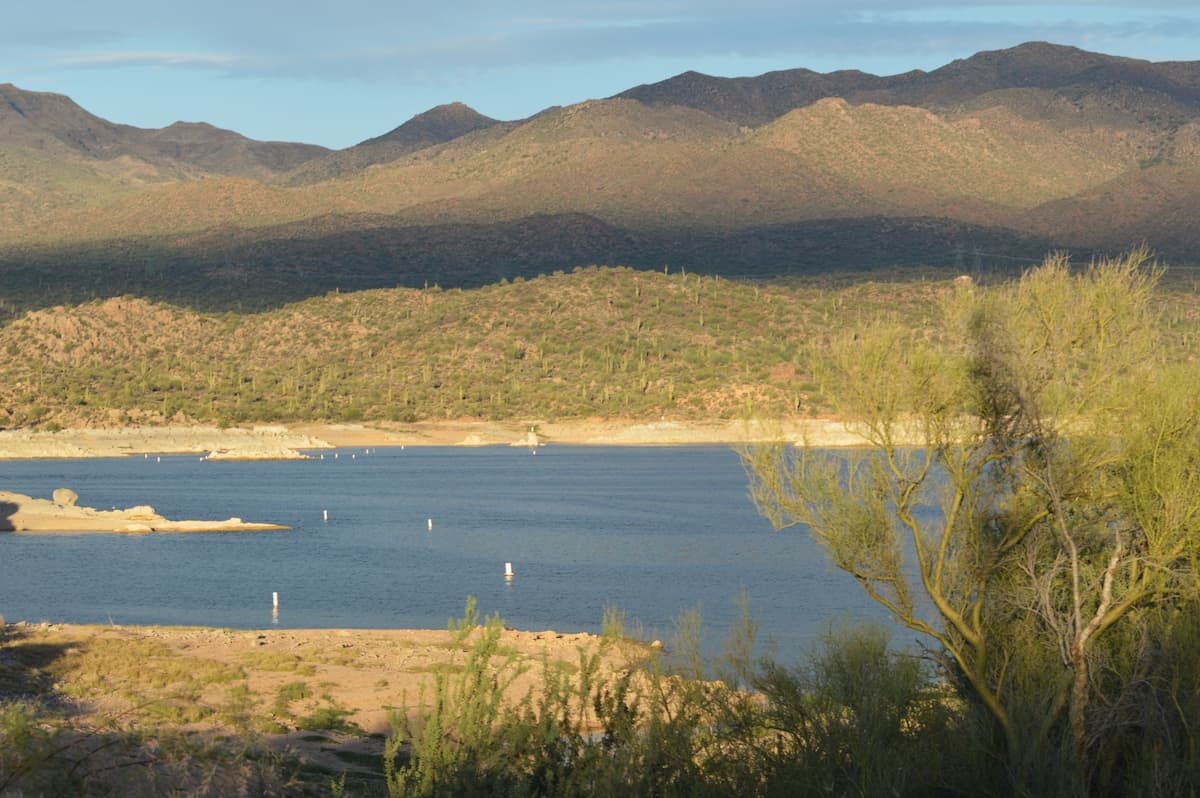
left=741, top=251, right=1200, bottom=793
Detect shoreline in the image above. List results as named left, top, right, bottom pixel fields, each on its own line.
left=0, top=417, right=875, bottom=460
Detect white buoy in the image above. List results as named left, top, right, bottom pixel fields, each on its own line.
left=272, top=591, right=279, bottom=609
left=144, top=453, right=148, bottom=460
left=323, top=509, right=329, bottom=522
left=156, top=456, right=161, bottom=463
left=504, top=562, right=514, bottom=579
left=352, top=453, right=356, bottom=459
left=335, top=453, right=339, bottom=459
left=427, top=518, right=433, bottom=531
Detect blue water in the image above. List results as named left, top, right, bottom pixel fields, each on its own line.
left=0, top=446, right=887, bottom=662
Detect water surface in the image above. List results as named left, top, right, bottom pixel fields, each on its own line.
left=0, top=446, right=886, bottom=662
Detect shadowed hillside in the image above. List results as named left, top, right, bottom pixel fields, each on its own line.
left=0, top=214, right=1060, bottom=317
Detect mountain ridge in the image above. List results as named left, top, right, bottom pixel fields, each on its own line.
left=1, top=41, right=1198, bottom=316
left=616, top=42, right=1200, bottom=128
left=0, top=83, right=329, bottom=180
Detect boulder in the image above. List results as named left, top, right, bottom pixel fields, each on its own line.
left=52, top=488, right=78, bottom=507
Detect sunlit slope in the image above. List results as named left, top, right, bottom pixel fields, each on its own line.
left=1, top=266, right=1196, bottom=431
left=1, top=96, right=1172, bottom=245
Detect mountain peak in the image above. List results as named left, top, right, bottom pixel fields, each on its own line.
left=359, top=102, right=499, bottom=149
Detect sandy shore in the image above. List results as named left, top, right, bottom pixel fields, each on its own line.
left=0, top=489, right=288, bottom=533
left=299, top=417, right=876, bottom=448
left=0, top=417, right=874, bottom=460
left=0, top=620, right=637, bottom=783
left=0, top=424, right=330, bottom=460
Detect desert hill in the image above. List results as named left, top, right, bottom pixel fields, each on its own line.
left=0, top=264, right=1195, bottom=432
left=0, top=42, right=1198, bottom=315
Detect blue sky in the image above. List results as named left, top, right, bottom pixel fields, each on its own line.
left=3, top=2, right=1198, bottom=149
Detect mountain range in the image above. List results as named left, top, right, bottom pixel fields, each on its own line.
left=1, top=41, right=1198, bottom=312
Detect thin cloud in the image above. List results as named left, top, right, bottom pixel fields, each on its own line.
left=61, top=51, right=249, bottom=69
left=44, top=9, right=1192, bottom=82
left=11, top=3, right=1200, bottom=86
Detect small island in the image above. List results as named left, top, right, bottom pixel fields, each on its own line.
left=0, top=488, right=289, bottom=533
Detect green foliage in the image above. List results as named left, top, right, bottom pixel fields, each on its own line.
left=600, top=602, right=627, bottom=642
left=749, top=626, right=954, bottom=797
left=742, top=250, right=1200, bottom=794
left=385, top=607, right=528, bottom=796
left=448, top=595, right=482, bottom=644
left=0, top=700, right=75, bottom=796
left=297, top=705, right=359, bottom=734
left=382, top=597, right=967, bottom=798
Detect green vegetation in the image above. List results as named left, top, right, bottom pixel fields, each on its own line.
left=2, top=264, right=1197, bottom=431
left=0, top=266, right=930, bottom=428
left=382, top=602, right=957, bottom=797
left=742, top=251, right=1200, bottom=794
left=375, top=255, right=1200, bottom=796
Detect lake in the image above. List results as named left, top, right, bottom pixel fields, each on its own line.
left=0, top=445, right=888, bottom=663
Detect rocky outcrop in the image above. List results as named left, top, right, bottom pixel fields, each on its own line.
left=0, top=489, right=288, bottom=533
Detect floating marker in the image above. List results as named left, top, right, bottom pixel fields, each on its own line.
left=352, top=453, right=356, bottom=459
left=335, top=453, right=339, bottom=459
left=323, top=509, right=329, bottom=522
left=427, top=518, right=433, bottom=531
left=272, top=591, right=279, bottom=609
left=156, top=456, right=161, bottom=463
left=144, top=453, right=148, bottom=460
left=504, top=562, right=514, bottom=579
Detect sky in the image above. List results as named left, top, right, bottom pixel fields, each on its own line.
left=3, top=2, right=1199, bottom=150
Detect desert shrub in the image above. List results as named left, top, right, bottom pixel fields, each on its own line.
left=384, top=598, right=958, bottom=798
